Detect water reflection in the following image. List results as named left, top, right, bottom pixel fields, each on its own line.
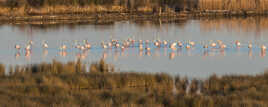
left=203, top=50, right=209, bottom=57
left=220, top=49, right=225, bottom=56
left=102, top=51, right=108, bottom=59
left=199, top=17, right=268, bottom=39
left=248, top=49, right=253, bottom=58
left=42, top=50, right=48, bottom=57
left=25, top=51, right=31, bottom=60
left=169, top=52, right=175, bottom=60
left=145, top=51, right=151, bottom=56
left=3, top=16, right=268, bottom=39
left=15, top=52, right=20, bottom=59
left=59, top=51, right=67, bottom=57
left=261, top=50, right=266, bottom=57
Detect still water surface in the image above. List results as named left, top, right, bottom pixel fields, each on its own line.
left=1, top=17, right=268, bottom=78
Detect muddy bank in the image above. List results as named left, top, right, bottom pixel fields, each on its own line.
left=0, top=12, right=188, bottom=25
left=2, top=11, right=268, bottom=25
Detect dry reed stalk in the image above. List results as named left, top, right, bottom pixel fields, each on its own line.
left=137, top=6, right=153, bottom=12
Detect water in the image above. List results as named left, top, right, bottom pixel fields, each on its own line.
left=1, top=17, right=268, bottom=78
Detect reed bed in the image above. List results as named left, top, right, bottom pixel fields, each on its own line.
left=198, top=0, right=268, bottom=13
left=1, top=0, right=268, bottom=17
left=0, top=59, right=268, bottom=106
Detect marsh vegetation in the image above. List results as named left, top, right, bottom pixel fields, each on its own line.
left=0, top=0, right=267, bottom=21
left=0, top=59, right=267, bottom=106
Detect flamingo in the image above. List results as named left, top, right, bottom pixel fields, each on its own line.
left=235, top=40, right=241, bottom=47
left=203, top=45, right=208, bottom=49
left=145, top=47, right=151, bottom=51
left=163, top=40, right=168, bottom=47
left=131, top=39, right=135, bottom=44
left=28, top=40, right=34, bottom=45
left=115, top=43, right=120, bottom=48
left=186, top=44, right=191, bottom=49
left=211, top=42, right=217, bottom=48
left=127, top=38, right=132, bottom=42
left=43, top=42, right=48, bottom=49
left=154, top=41, right=160, bottom=47
left=80, top=46, right=85, bottom=51
left=145, top=40, right=150, bottom=44
left=107, top=42, right=112, bottom=48
left=102, top=43, right=108, bottom=49
left=123, top=41, right=130, bottom=48
left=15, top=44, right=21, bottom=50
left=75, top=43, right=81, bottom=49
left=189, top=41, right=195, bottom=47
left=177, top=41, right=183, bottom=47
left=25, top=50, right=31, bottom=57
left=220, top=44, right=227, bottom=49
left=139, top=44, right=143, bottom=51
left=60, top=44, right=67, bottom=51
left=248, top=43, right=253, bottom=49
left=25, top=44, right=31, bottom=51
left=84, top=41, right=91, bottom=49
left=139, top=40, right=143, bottom=44
left=85, top=44, right=91, bottom=49
left=217, top=40, right=223, bottom=45
left=170, top=42, right=177, bottom=50
left=121, top=46, right=125, bottom=51
left=261, top=45, right=267, bottom=51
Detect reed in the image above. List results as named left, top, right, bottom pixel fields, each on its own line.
left=1, top=0, right=268, bottom=17
left=198, top=0, right=268, bottom=13
left=1, top=59, right=268, bottom=106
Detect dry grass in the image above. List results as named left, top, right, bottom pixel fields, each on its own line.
left=0, top=0, right=268, bottom=16
left=198, top=0, right=268, bottom=12
left=0, top=59, right=268, bottom=106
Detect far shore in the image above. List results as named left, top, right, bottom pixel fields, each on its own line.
left=1, top=11, right=268, bottom=25
left=0, top=0, right=268, bottom=25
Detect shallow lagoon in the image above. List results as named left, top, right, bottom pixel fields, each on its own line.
left=1, top=17, right=268, bottom=78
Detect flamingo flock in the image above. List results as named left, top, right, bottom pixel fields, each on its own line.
left=14, top=38, right=267, bottom=59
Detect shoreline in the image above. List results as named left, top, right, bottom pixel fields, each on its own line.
left=1, top=11, right=268, bottom=25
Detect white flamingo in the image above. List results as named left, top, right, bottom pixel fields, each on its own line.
left=189, top=41, right=195, bottom=47
left=25, top=44, right=31, bottom=51
left=15, top=44, right=21, bottom=50
left=60, top=44, right=67, bottom=51
left=235, top=40, right=241, bottom=47
left=220, top=44, right=227, bottom=49
left=248, top=43, right=253, bottom=49
left=261, top=45, right=267, bottom=51
left=211, top=42, right=217, bottom=48
left=43, top=42, right=48, bottom=49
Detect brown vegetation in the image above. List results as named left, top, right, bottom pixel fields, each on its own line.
left=198, top=0, right=268, bottom=12
left=0, top=0, right=267, bottom=20
left=0, top=59, right=268, bottom=106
